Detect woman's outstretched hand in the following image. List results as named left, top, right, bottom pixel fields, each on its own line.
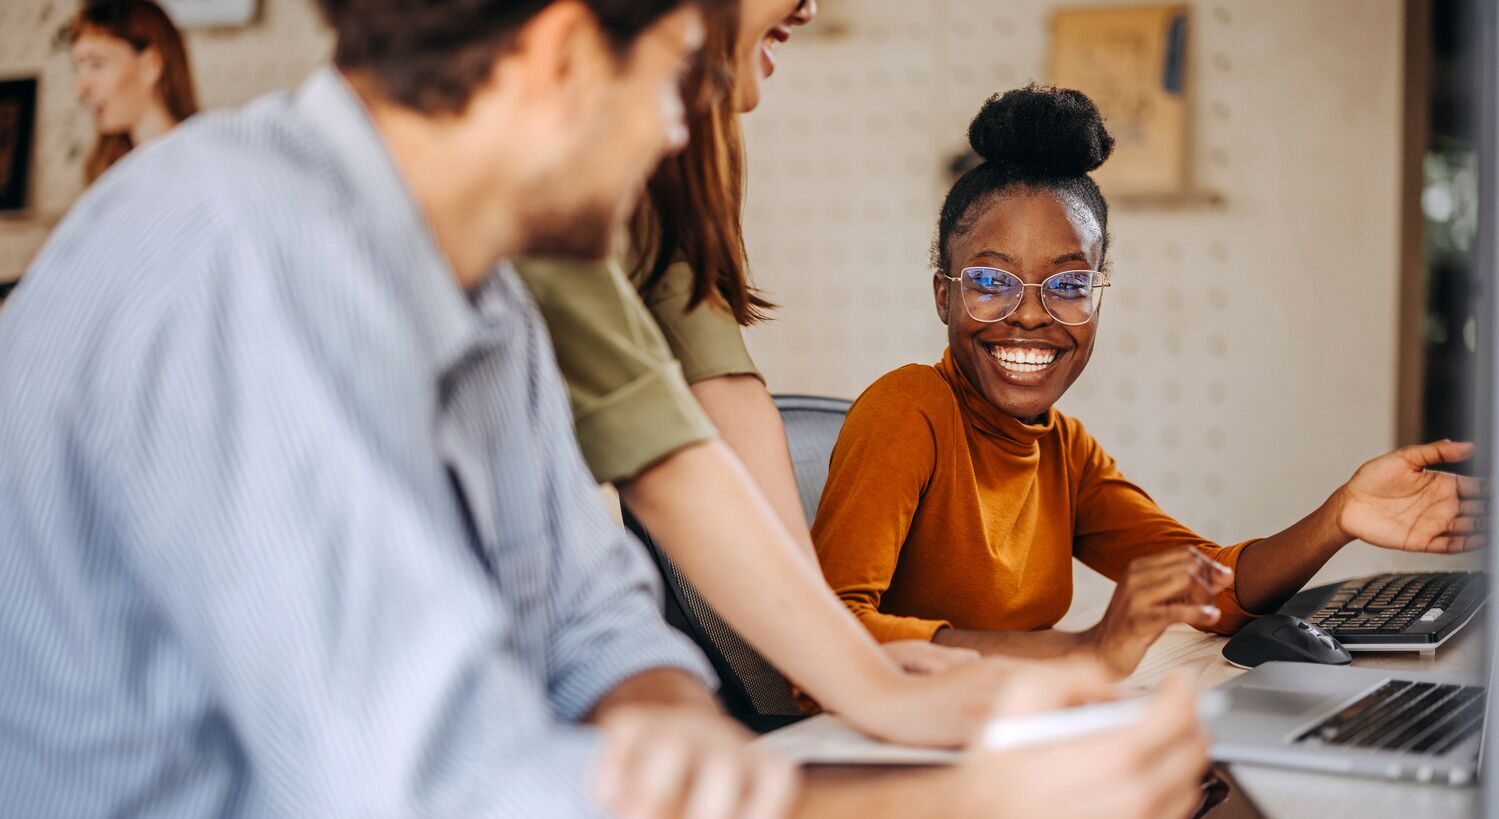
left=1336, top=440, right=1487, bottom=554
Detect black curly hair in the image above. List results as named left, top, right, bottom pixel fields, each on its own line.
left=933, top=84, right=1116, bottom=274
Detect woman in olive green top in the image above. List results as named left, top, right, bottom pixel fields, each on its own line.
left=516, top=0, right=1033, bottom=749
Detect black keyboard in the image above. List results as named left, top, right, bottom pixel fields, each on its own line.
left=1281, top=572, right=1487, bottom=647
left=1295, top=680, right=1486, bottom=755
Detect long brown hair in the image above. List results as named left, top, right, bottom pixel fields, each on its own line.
left=630, top=1, right=773, bottom=326
left=69, top=0, right=198, bottom=184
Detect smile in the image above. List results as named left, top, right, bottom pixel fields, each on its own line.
left=761, top=25, right=792, bottom=76
left=986, top=344, right=1061, bottom=375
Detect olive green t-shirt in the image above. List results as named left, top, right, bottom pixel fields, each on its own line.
left=637, top=260, right=761, bottom=385
left=515, top=257, right=759, bottom=485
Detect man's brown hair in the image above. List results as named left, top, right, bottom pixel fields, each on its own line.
left=315, top=0, right=723, bottom=115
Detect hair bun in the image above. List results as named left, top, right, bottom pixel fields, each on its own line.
left=967, top=84, right=1115, bottom=178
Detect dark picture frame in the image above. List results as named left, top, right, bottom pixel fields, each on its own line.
left=0, top=77, right=38, bottom=214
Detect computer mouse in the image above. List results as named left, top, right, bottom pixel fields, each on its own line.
left=1221, top=613, right=1352, bottom=669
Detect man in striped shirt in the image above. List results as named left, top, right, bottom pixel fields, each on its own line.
left=0, top=0, right=777, bottom=815
left=0, top=0, right=1210, bottom=817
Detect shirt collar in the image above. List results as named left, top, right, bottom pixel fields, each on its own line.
left=294, top=67, right=491, bottom=376
left=935, top=346, right=1057, bottom=453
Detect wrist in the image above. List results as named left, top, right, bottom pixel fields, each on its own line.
left=589, top=668, right=719, bottom=723
left=1322, top=486, right=1356, bottom=548
left=1074, top=624, right=1134, bottom=679
left=1072, top=625, right=1107, bottom=666
left=805, top=646, right=910, bottom=719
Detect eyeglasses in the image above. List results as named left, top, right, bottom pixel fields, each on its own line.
left=941, top=267, right=1110, bottom=326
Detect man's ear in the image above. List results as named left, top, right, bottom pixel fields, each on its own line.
left=933, top=272, right=952, bottom=325
left=505, top=0, right=610, bottom=113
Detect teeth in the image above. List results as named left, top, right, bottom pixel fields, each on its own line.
left=989, top=346, right=1059, bottom=373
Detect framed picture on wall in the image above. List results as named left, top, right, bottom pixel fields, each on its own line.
left=1049, top=4, right=1193, bottom=199
left=0, top=78, right=38, bottom=214
left=159, top=0, right=260, bottom=28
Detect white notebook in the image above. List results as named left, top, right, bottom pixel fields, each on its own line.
left=753, top=714, right=961, bottom=766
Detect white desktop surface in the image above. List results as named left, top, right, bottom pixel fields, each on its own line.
left=764, top=577, right=1487, bottom=818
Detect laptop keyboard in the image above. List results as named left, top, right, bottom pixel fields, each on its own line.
left=1303, top=572, right=1483, bottom=640
left=1295, top=680, right=1487, bottom=755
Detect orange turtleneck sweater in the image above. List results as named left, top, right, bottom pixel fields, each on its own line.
left=812, top=350, right=1259, bottom=643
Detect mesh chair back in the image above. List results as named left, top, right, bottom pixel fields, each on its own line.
left=624, top=394, right=852, bottom=733
left=773, top=395, right=854, bottom=522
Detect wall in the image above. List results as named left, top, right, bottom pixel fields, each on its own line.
left=740, top=0, right=1477, bottom=600
left=0, top=0, right=1473, bottom=593
left=0, top=0, right=330, bottom=283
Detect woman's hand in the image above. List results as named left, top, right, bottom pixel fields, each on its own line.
left=1335, top=440, right=1487, bottom=554
left=838, top=656, right=1047, bottom=747
left=1083, top=548, right=1234, bottom=678
left=881, top=639, right=981, bottom=674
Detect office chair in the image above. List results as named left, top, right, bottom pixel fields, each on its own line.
left=624, top=394, right=853, bottom=733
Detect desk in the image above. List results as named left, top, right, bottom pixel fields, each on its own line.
left=779, top=616, right=1487, bottom=818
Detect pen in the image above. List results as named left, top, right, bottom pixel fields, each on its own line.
left=983, top=689, right=1229, bottom=752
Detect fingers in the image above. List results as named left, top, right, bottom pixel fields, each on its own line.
left=1134, top=683, right=1211, bottom=819
left=1125, top=558, right=1223, bottom=611
left=628, top=730, right=693, bottom=819
left=1188, top=547, right=1236, bottom=588
left=1460, top=499, right=1487, bottom=517
left=593, top=711, right=646, bottom=810
left=1140, top=743, right=1212, bottom=819
left=1400, top=439, right=1474, bottom=469
left=681, top=746, right=747, bottom=819
left=737, top=751, right=799, bottom=819
left=593, top=709, right=792, bottom=819
left=1456, top=474, right=1488, bottom=499
left=1126, top=548, right=1233, bottom=597
left=1151, top=602, right=1223, bottom=630
left=1134, top=675, right=1203, bottom=751
left=1446, top=516, right=1484, bottom=535
left=1084, top=677, right=1208, bottom=819
left=988, top=659, right=1116, bottom=720
left=1422, top=534, right=1487, bottom=554
left=1130, top=566, right=1214, bottom=608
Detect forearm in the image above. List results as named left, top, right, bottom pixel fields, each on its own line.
left=690, top=375, right=817, bottom=557
left=796, top=767, right=967, bottom=819
left=1232, top=490, right=1351, bottom=614
left=933, top=626, right=1089, bottom=660
left=619, top=440, right=902, bottom=714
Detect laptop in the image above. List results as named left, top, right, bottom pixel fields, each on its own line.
left=1208, top=661, right=1486, bottom=786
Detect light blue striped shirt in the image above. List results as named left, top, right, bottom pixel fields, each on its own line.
left=0, top=69, right=713, bottom=818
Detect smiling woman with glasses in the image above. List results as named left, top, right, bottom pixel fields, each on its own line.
left=811, top=84, right=1484, bottom=679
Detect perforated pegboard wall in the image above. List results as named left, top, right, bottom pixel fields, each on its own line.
left=740, top=0, right=1473, bottom=593
left=0, top=0, right=330, bottom=282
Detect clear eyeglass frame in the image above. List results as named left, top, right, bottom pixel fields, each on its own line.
left=941, top=266, right=1111, bottom=327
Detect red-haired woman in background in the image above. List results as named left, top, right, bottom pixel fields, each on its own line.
left=68, top=0, right=198, bottom=185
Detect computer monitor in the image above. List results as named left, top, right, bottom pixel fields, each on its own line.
left=1480, top=0, right=1497, bottom=809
